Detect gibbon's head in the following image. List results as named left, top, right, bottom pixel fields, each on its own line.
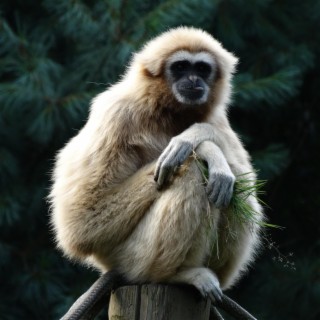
left=164, top=50, right=216, bottom=105
left=131, top=27, right=238, bottom=111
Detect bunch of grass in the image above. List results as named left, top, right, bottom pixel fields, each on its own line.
left=194, top=155, right=280, bottom=229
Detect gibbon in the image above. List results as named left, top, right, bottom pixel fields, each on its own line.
left=50, top=27, right=263, bottom=302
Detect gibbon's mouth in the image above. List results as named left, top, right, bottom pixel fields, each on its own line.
left=179, top=82, right=204, bottom=91
left=179, top=87, right=205, bottom=101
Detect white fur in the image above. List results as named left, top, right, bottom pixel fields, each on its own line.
left=49, top=27, right=263, bottom=296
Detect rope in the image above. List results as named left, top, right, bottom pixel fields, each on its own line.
left=60, top=271, right=126, bottom=320
left=210, top=306, right=225, bottom=320
left=215, top=295, right=257, bottom=320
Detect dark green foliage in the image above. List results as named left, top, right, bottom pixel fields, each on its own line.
left=0, top=0, right=319, bottom=319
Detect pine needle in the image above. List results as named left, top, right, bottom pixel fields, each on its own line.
left=194, top=155, right=281, bottom=229
left=230, top=173, right=281, bottom=229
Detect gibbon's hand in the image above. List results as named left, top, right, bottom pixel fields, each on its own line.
left=154, top=123, right=218, bottom=189
left=154, top=137, right=193, bottom=189
left=196, top=141, right=235, bottom=208
left=206, top=171, right=235, bottom=208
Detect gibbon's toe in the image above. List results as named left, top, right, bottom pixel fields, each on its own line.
left=182, top=267, right=222, bottom=302
left=208, top=289, right=223, bottom=304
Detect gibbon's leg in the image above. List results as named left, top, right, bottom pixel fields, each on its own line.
left=93, top=158, right=214, bottom=280
left=207, top=195, right=262, bottom=290
left=55, top=161, right=160, bottom=259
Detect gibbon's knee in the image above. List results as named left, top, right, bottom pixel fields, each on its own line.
left=159, top=156, right=208, bottom=207
left=144, top=160, right=211, bottom=278
left=109, top=158, right=210, bottom=281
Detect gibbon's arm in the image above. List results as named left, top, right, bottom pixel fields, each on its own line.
left=50, top=101, right=160, bottom=257
left=155, top=112, right=253, bottom=191
left=195, top=141, right=235, bottom=208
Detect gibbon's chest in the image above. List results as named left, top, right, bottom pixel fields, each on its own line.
left=129, top=131, right=170, bottom=165
left=125, top=104, right=209, bottom=165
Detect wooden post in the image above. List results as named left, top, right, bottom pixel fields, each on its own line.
left=108, top=284, right=211, bottom=320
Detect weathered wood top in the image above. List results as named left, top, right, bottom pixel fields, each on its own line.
left=109, top=284, right=211, bottom=320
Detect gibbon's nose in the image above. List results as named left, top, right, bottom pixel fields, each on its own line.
left=188, top=75, right=203, bottom=91
left=188, top=75, right=198, bottom=83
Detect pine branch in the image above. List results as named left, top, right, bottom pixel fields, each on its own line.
left=253, top=144, right=290, bottom=179
left=234, top=67, right=301, bottom=108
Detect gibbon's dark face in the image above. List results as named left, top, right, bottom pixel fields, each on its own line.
left=165, top=50, right=217, bottom=105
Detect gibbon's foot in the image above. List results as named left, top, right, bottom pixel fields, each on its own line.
left=154, top=138, right=193, bottom=189
left=170, top=267, right=223, bottom=303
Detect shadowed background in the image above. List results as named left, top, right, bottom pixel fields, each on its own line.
left=0, top=0, right=319, bottom=319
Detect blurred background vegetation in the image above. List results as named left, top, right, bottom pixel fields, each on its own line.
left=0, top=0, right=319, bottom=319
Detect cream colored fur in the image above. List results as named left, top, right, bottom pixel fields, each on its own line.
left=50, top=27, right=263, bottom=292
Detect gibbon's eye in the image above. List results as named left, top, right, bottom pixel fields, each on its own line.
left=195, top=62, right=212, bottom=77
left=171, top=60, right=191, bottom=73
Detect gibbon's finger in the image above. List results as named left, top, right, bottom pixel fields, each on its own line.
left=154, top=163, right=161, bottom=182
left=215, top=177, right=233, bottom=208
left=156, top=164, right=174, bottom=189
left=171, top=142, right=193, bottom=168
left=156, top=156, right=179, bottom=188
left=209, top=291, right=223, bottom=305
left=155, top=150, right=177, bottom=186
left=161, top=142, right=193, bottom=173
left=206, top=181, right=215, bottom=204
left=219, top=175, right=235, bottom=208
left=154, top=145, right=173, bottom=182
left=223, top=179, right=235, bottom=207
left=155, top=140, right=193, bottom=182
left=177, top=142, right=193, bottom=163
left=207, top=174, right=235, bottom=208
left=207, top=175, right=222, bottom=206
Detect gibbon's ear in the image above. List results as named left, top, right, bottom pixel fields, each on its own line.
left=133, top=52, right=166, bottom=77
